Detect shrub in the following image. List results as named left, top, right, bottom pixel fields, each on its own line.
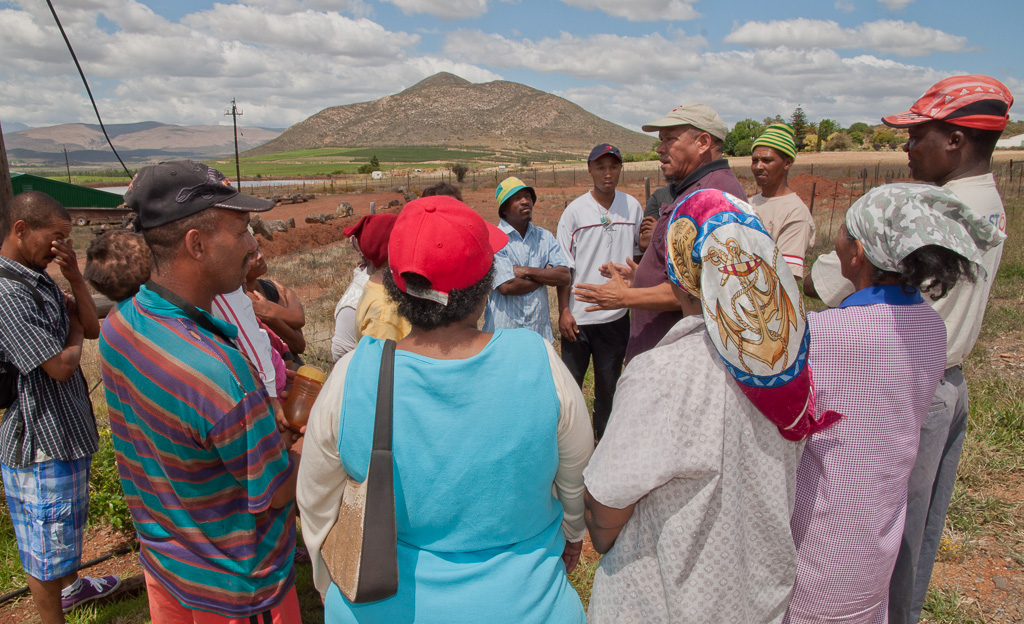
left=88, top=428, right=133, bottom=533
left=451, top=164, right=469, bottom=182
left=825, top=133, right=853, bottom=151
left=733, top=139, right=753, bottom=157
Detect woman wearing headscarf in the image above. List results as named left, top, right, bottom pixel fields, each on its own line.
left=584, top=189, right=832, bottom=623
left=784, top=183, right=1002, bottom=624
left=298, top=196, right=594, bottom=623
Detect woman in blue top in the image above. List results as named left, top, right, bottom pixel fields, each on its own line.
left=297, top=196, right=594, bottom=624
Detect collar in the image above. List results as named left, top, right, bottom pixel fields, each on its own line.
left=0, top=254, right=47, bottom=283
left=661, top=158, right=732, bottom=215
left=498, top=218, right=533, bottom=240
left=838, top=284, right=924, bottom=309
left=136, top=284, right=240, bottom=340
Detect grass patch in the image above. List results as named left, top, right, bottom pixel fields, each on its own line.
left=922, top=587, right=986, bottom=624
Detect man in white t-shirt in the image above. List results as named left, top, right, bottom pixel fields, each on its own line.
left=557, top=144, right=643, bottom=439
left=803, top=75, right=1012, bottom=624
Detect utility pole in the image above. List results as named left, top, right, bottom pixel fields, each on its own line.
left=0, top=121, right=12, bottom=218
left=63, top=145, right=72, bottom=182
left=225, top=99, right=242, bottom=188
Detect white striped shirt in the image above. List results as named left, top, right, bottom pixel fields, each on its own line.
left=212, top=288, right=278, bottom=397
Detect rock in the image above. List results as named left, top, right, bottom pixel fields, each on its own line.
left=404, top=192, right=417, bottom=202
left=993, top=575, right=1009, bottom=590
left=304, top=213, right=338, bottom=224
left=388, top=199, right=401, bottom=208
left=286, top=218, right=296, bottom=229
left=266, top=219, right=291, bottom=233
left=250, top=216, right=274, bottom=240
left=336, top=201, right=354, bottom=217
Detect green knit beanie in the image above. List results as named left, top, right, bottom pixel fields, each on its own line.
left=752, top=123, right=797, bottom=159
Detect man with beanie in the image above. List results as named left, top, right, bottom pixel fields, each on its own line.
left=484, top=177, right=570, bottom=342
left=99, top=160, right=302, bottom=623
left=749, top=123, right=815, bottom=278
left=573, top=103, right=746, bottom=363
left=556, top=144, right=644, bottom=439
left=803, top=75, right=1012, bottom=624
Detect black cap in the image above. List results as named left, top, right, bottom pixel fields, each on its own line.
left=126, top=160, right=274, bottom=230
left=588, top=143, right=622, bottom=163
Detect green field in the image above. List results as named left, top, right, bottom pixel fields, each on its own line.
left=239, top=146, right=494, bottom=163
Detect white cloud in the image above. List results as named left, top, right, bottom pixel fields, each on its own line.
left=444, top=29, right=707, bottom=82
left=380, top=0, right=490, bottom=19
left=878, top=0, right=914, bottom=10
left=558, top=0, right=699, bottom=22
left=724, top=18, right=968, bottom=57
left=0, top=0, right=497, bottom=127
left=834, top=1, right=855, bottom=12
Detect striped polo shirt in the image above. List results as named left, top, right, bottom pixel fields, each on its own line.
left=99, top=285, right=295, bottom=617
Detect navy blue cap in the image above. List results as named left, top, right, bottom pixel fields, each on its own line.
left=588, top=143, right=622, bottom=163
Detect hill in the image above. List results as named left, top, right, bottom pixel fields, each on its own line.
left=4, top=122, right=282, bottom=166
left=246, top=73, right=654, bottom=157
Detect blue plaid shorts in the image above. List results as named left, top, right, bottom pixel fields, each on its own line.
left=1, top=457, right=91, bottom=581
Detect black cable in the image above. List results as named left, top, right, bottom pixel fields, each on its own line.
left=45, top=0, right=132, bottom=179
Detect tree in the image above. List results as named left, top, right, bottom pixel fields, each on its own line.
left=724, top=119, right=763, bottom=156
left=451, top=163, right=469, bottom=182
left=848, top=122, right=872, bottom=135
left=762, top=114, right=785, bottom=126
left=790, top=106, right=809, bottom=151
left=817, top=119, right=841, bottom=151
left=519, top=156, right=530, bottom=167
left=369, top=154, right=380, bottom=170
left=849, top=131, right=865, bottom=145
left=733, top=139, right=754, bottom=157
left=802, top=134, right=819, bottom=152
left=872, top=128, right=898, bottom=149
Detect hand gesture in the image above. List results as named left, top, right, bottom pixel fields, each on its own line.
left=638, top=216, right=657, bottom=252
left=247, top=289, right=274, bottom=320
left=52, top=238, right=83, bottom=282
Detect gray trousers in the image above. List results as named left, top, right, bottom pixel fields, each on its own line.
left=888, top=366, right=968, bottom=624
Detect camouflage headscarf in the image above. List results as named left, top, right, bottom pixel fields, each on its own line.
left=846, top=183, right=1005, bottom=278
left=666, top=189, right=838, bottom=442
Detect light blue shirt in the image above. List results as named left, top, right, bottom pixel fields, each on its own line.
left=483, top=220, right=569, bottom=342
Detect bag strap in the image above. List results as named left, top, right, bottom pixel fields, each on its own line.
left=353, top=338, right=399, bottom=603
left=0, top=267, right=46, bottom=311
left=373, top=339, right=396, bottom=451
left=144, top=280, right=236, bottom=347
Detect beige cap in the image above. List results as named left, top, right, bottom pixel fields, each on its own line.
left=642, top=103, right=729, bottom=141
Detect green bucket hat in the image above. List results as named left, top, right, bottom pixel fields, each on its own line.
left=495, top=176, right=536, bottom=217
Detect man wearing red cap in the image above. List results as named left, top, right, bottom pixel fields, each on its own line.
left=803, top=75, right=1012, bottom=624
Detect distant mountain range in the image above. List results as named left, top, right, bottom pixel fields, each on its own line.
left=247, top=72, right=655, bottom=157
left=4, top=122, right=283, bottom=166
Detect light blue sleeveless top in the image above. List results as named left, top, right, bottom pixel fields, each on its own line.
left=325, top=329, right=585, bottom=624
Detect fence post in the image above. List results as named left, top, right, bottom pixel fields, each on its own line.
left=809, top=182, right=817, bottom=212
left=644, top=177, right=651, bottom=204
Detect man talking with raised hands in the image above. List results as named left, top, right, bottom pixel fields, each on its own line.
left=573, top=104, right=746, bottom=363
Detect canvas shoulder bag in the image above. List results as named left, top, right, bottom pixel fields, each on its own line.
left=320, top=339, right=399, bottom=603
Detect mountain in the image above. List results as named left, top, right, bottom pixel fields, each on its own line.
left=4, top=122, right=282, bottom=165
left=246, top=72, right=654, bottom=157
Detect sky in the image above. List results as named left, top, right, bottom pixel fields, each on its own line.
left=1, top=0, right=1021, bottom=135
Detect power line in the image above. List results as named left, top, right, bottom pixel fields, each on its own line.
left=45, top=0, right=132, bottom=179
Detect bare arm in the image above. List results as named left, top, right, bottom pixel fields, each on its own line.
left=249, top=290, right=306, bottom=354
left=556, top=284, right=579, bottom=342
left=514, top=264, right=571, bottom=287
left=270, top=449, right=302, bottom=509
left=574, top=274, right=680, bottom=313
left=496, top=277, right=543, bottom=296
left=584, top=488, right=636, bottom=554
left=53, top=238, right=99, bottom=339
left=40, top=302, right=85, bottom=382
left=268, top=282, right=306, bottom=329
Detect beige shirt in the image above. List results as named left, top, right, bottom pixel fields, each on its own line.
left=808, top=174, right=1005, bottom=367
left=750, top=192, right=816, bottom=277
left=296, top=340, right=594, bottom=599
left=354, top=279, right=411, bottom=343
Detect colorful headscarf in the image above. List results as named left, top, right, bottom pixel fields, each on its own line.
left=666, top=189, right=835, bottom=441
left=846, top=183, right=1005, bottom=278
left=752, top=123, right=797, bottom=160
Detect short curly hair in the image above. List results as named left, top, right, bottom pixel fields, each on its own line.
left=872, top=244, right=976, bottom=301
left=84, top=230, right=152, bottom=302
left=382, top=264, right=494, bottom=331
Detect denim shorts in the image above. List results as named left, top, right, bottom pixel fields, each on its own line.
left=1, top=456, right=91, bottom=581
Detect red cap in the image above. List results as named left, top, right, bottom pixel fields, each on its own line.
left=389, top=196, right=508, bottom=305
left=882, top=75, right=1013, bottom=131
left=343, top=214, right=397, bottom=269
